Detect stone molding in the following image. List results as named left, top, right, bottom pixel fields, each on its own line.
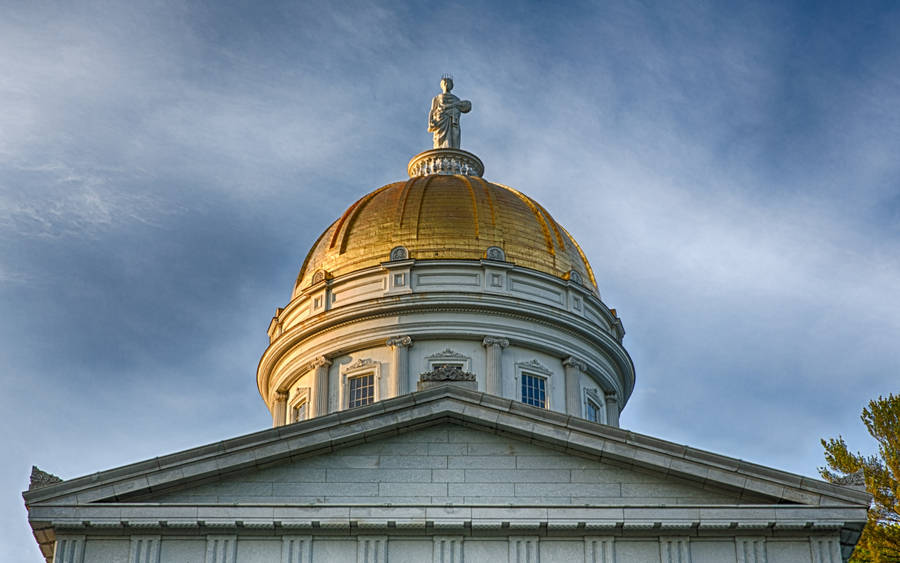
left=516, top=359, right=553, bottom=377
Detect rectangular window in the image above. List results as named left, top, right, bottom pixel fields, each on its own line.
left=348, top=374, right=375, bottom=408
left=585, top=399, right=602, bottom=423
left=291, top=400, right=308, bottom=423
left=521, top=373, right=546, bottom=408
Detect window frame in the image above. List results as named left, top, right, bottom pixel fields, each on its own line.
left=340, top=358, right=381, bottom=410
left=289, top=387, right=310, bottom=424
left=515, top=359, right=554, bottom=410
left=583, top=388, right=606, bottom=424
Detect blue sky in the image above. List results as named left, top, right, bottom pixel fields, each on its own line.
left=2, top=1, right=899, bottom=559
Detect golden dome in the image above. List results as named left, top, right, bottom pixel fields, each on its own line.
left=294, top=174, right=597, bottom=296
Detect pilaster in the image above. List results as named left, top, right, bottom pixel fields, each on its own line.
left=563, top=356, right=588, bottom=416
left=309, top=356, right=332, bottom=418
left=482, top=336, right=509, bottom=396
left=272, top=390, right=289, bottom=428
left=386, top=336, right=413, bottom=397
left=605, top=391, right=620, bottom=427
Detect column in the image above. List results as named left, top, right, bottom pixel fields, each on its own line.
left=272, top=390, right=289, bottom=428
left=605, top=391, right=620, bottom=427
left=482, top=336, right=509, bottom=396
left=563, top=356, right=587, bottom=416
left=309, top=356, right=332, bottom=418
left=386, top=336, right=413, bottom=397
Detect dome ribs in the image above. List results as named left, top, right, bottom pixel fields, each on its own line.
left=414, top=175, right=438, bottom=241
left=532, top=200, right=567, bottom=251
left=497, top=183, right=555, bottom=256
left=459, top=175, right=480, bottom=238
left=337, top=184, right=393, bottom=254
left=396, top=177, right=418, bottom=229
left=294, top=176, right=600, bottom=291
left=473, top=177, right=498, bottom=229
left=559, top=223, right=598, bottom=289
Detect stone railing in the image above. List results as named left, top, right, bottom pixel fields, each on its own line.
left=408, top=148, right=484, bottom=177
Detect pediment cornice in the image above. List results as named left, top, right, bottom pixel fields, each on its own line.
left=23, top=386, right=871, bottom=509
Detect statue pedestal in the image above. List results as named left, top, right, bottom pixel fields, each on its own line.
left=408, top=148, right=484, bottom=178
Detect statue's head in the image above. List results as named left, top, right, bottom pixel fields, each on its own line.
left=440, top=76, right=453, bottom=93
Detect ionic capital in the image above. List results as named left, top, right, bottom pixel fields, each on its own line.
left=309, top=355, right=332, bottom=370
left=482, top=336, right=509, bottom=348
left=274, top=390, right=289, bottom=402
left=386, top=335, right=413, bottom=348
left=563, top=356, right=588, bottom=372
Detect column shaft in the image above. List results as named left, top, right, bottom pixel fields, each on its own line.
left=387, top=336, right=413, bottom=397
left=310, top=357, right=332, bottom=418
left=563, top=357, right=587, bottom=416
left=272, top=390, right=288, bottom=428
left=605, top=392, right=620, bottom=427
left=482, top=337, right=509, bottom=396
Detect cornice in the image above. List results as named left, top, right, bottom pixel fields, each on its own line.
left=258, top=292, right=634, bottom=402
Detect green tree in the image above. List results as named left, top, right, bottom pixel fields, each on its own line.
left=821, top=393, right=900, bottom=562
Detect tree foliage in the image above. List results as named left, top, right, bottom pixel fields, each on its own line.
left=821, top=393, right=900, bottom=562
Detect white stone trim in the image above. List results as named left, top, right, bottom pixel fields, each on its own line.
left=54, top=535, right=85, bottom=563
left=810, top=536, right=842, bottom=563
left=509, top=536, right=540, bottom=563
left=735, top=537, right=767, bottom=563
left=433, top=536, right=464, bottom=563
left=129, top=535, right=161, bottom=563
left=205, top=535, right=237, bottom=563
left=340, top=358, right=381, bottom=409
left=281, top=535, right=312, bottom=563
left=584, top=537, right=615, bottom=563
left=357, top=535, right=388, bottom=563
left=660, top=537, right=691, bottom=563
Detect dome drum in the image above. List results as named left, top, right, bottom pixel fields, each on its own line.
left=259, top=258, right=633, bottom=427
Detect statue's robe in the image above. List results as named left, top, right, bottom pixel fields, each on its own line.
left=428, top=93, right=471, bottom=149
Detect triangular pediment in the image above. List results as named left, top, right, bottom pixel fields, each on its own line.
left=25, top=386, right=869, bottom=510
left=133, top=422, right=775, bottom=506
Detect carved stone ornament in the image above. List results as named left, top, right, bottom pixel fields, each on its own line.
left=407, top=148, right=484, bottom=177
left=563, top=356, right=588, bottom=372
left=482, top=336, right=509, bottom=348
left=345, top=358, right=375, bottom=371
left=518, top=359, right=553, bottom=376
left=419, top=364, right=476, bottom=382
left=311, top=269, right=328, bottom=284
left=29, top=466, right=63, bottom=490
left=567, top=270, right=583, bottom=284
left=308, top=355, right=332, bottom=370
left=485, top=246, right=506, bottom=261
left=429, top=348, right=466, bottom=359
left=386, top=335, right=413, bottom=348
left=389, top=246, right=409, bottom=261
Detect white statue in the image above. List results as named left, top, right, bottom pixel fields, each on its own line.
left=428, top=77, right=471, bottom=149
